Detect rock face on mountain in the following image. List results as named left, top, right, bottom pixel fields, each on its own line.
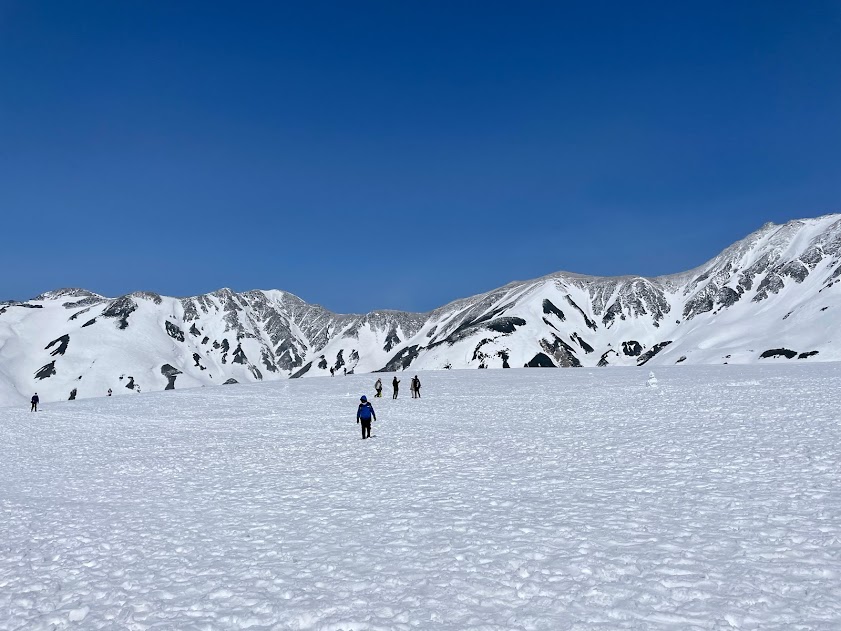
left=2, top=214, right=840, bottom=406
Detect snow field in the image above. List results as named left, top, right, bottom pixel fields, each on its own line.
left=1, top=364, right=840, bottom=630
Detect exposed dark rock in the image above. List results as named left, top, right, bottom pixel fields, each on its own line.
left=161, top=364, right=182, bottom=390
left=542, top=299, right=566, bottom=321
left=45, top=334, right=70, bottom=357
left=68, top=307, right=92, bottom=321
left=472, top=338, right=495, bottom=362
left=69, top=388, right=77, bottom=400
left=223, top=378, right=239, bottom=385
left=597, top=349, right=618, bottom=367
left=565, top=296, right=598, bottom=330
left=622, top=341, right=643, bottom=357
left=525, top=352, right=556, bottom=368
left=487, top=317, right=526, bottom=334
left=317, top=356, right=328, bottom=370
left=637, top=341, right=673, bottom=366
left=753, top=273, right=785, bottom=302
left=334, top=350, right=345, bottom=371
left=291, top=361, right=313, bottom=378
left=220, top=339, right=230, bottom=353
left=189, top=323, right=201, bottom=337
left=717, top=287, right=742, bottom=308
left=132, top=291, right=163, bottom=305
left=261, top=349, right=278, bottom=373
left=350, top=349, right=359, bottom=362
left=381, top=345, right=421, bottom=372
left=540, top=334, right=581, bottom=367
left=192, top=353, right=207, bottom=370
left=165, top=321, right=185, bottom=342
left=570, top=333, right=594, bottom=353
left=249, top=364, right=263, bottom=380
left=759, top=348, right=797, bottom=359
left=676, top=356, right=687, bottom=363
left=201, top=336, right=209, bottom=344
left=232, top=344, right=248, bottom=365
left=102, top=296, right=137, bottom=329
left=780, top=260, right=809, bottom=283
left=82, top=318, right=97, bottom=327
left=213, top=340, right=221, bottom=349
left=35, top=361, right=56, bottom=380
left=798, top=350, right=819, bottom=359
left=125, top=377, right=136, bottom=390
left=383, top=328, right=401, bottom=353
left=161, top=364, right=182, bottom=377
left=683, top=294, right=714, bottom=319
left=497, top=350, right=510, bottom=368
left=436, top=301, right=522, bottom=345
left=275, top=337, right=305, bottom=371
left=542, top=317, right=560, bottom=332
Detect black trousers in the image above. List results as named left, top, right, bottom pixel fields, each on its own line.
left=31, top=403, right=37, bottom=412
left=360, top=419, right=371, bottom=439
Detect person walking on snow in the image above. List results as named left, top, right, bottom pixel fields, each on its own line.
left=392, top=376, right=400, bottom=399
left=374, top=378, right=383, bottom=398
left=412, top=375, right=421, bottom=398
left=30, top=393, right=39, bottom=412
left=357, top=395, right=376, bottom=439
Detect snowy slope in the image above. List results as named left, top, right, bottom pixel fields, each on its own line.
left=1, top=364, right=840, bottom=630
left=2, top=213, right=841, bottom=406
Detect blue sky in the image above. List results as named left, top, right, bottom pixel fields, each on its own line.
left=1, top=1, right=839, bottom=312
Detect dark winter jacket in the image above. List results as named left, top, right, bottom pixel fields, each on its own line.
left=31, top=395, right=39, bottom=404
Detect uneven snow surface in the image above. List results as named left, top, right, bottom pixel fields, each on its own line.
left=2, top=365, right=840, bottom=630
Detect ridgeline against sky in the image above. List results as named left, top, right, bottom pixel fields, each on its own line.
left=1, top=1, right=839, bottom=312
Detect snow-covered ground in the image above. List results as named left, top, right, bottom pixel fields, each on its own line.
left=1, top=365, right=840, bottom=630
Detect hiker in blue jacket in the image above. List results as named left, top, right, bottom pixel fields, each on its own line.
left=357, top=395, right=376, bottom=439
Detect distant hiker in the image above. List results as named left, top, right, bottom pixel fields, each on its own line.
left=357, top=395, right=376, bottom=439
left=412, top=375, right=421, bottom=398
left=107, top=388, right=112, bottom=397
left=392, top=377, right=400, bottom=399
left=374, top=378, right=383, bottom=398
left=343, top=367, right=347, bottom=376
left=30, top=393, right=39, bottom=412
left=330, top=367, right=335, bottom=377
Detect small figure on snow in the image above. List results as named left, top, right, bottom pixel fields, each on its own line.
left=374, top=378, right=383, bottom=398
left=392, top=376, right=400, bottom=399
left=343, top=367, right=347, bottom=376
left=357, top=395, right=376, bottom=439
left=330, top=367, right=335, bottom=377
left=411, top=375, right=421, bottom=398
left=30, top=393, right=39, bottom=412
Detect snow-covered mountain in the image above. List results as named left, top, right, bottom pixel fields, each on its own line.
left=2, top=213, right=840, bottom=406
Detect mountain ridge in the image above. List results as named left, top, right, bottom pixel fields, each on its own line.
left=2, top=213, right=840, bottom=406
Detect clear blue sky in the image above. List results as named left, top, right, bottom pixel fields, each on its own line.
left=1, top=1, right=839, bottom=312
